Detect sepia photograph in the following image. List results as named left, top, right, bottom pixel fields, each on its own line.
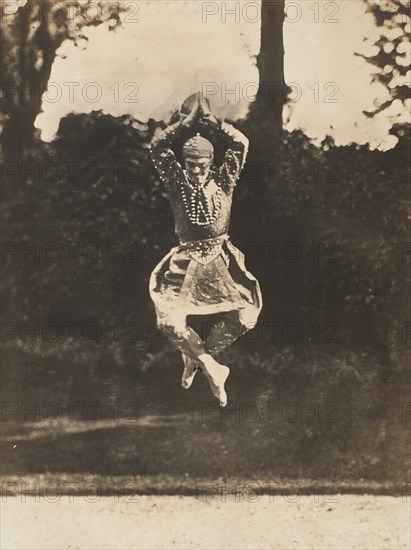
left=1, top=0, right=410, bottom=548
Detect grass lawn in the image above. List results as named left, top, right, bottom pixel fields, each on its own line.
left=1, top=341, right=410, bottom=493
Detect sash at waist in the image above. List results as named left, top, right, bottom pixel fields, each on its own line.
left=178, top=234, right=229, bottom=265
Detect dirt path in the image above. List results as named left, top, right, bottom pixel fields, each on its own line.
left=1, top=495, right=409, bottom=549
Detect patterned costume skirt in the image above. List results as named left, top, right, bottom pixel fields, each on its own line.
left=149, top=235, right=263, bottom=327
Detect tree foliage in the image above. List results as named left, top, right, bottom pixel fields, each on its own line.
left=1, top=0, right=126, bottom=162
left=359, top=0, right=410, bottom=118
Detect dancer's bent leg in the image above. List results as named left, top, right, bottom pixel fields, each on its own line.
left=204, top=307, right=259, bottom=356
left=158, top=310, right=230, bottom=405
left=181, top=352, right=201, bottom=390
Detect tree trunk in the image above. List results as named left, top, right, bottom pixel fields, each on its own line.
left=245, top=0, right=286, bottom=156
left=1, top=2, right=57, bottom=190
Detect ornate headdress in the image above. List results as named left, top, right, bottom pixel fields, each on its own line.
left=183, top=133, right=214, bottom=159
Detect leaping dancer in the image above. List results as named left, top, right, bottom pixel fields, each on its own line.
left=149, top=92, right=262, bottom=406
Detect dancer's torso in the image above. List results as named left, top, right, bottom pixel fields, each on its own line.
left=151, top=147, right=243, bottom=243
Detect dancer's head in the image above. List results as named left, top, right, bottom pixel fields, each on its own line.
left=183, top=133, right=214, bottom=184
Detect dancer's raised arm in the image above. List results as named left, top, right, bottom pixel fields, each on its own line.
left=219, top=120, right=249, bottom=169
left=195, top=95, right=249, bottom=186
left=149, top=93, right=203, bottom=185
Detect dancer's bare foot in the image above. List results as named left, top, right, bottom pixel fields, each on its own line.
left=181, top=353, right=201, bottom=389
left=198, top=354, right=230, bottom=407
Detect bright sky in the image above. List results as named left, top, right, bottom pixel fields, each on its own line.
left=35, top=0, right=410, bottom=150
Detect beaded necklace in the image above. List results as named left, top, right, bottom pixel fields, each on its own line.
left=181, top=171, right=222, bottom=226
